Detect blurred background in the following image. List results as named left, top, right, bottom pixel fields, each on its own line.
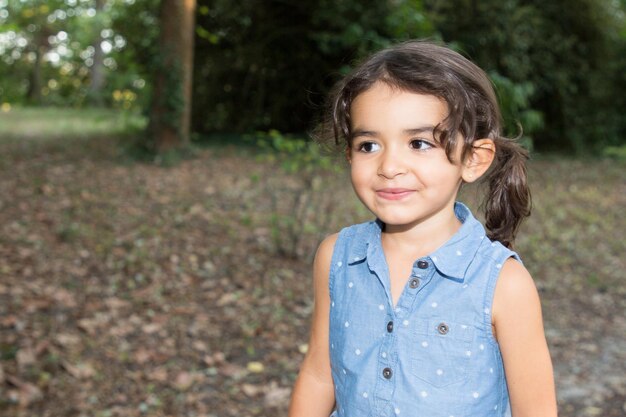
left=0, top=0, right=624, bottom=416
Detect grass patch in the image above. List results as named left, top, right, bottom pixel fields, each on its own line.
left=0, top=107, right=146, bottom=140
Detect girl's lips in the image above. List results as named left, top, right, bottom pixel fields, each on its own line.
left=375, top=188, right=415, bottom=200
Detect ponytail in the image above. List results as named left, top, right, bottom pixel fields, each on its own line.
left=483, top=138, right=532, bottom=249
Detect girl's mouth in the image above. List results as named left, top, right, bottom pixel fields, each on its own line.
left=375, top=188, right=415, bottom=200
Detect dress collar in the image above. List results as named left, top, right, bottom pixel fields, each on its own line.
left=347, top=202, right=486, bottom=281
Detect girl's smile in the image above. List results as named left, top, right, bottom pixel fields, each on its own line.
left=375, top=188, right=416, bottom=200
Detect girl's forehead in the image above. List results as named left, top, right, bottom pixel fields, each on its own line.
left=350, top=83, right=449, bottom=129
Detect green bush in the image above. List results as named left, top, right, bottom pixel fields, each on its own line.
left=254, top=130, right=343, bottom=259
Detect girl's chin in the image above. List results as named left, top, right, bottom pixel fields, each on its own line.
left=372, top=214, right=418, bottom=227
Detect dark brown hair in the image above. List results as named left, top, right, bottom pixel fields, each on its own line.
left=323, top=40, right=531, bottom=248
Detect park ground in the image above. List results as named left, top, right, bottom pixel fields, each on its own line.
left=0, top=109, right=624, bottom=416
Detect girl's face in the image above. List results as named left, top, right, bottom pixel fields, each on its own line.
left=348, top=82, right=473, bottom=231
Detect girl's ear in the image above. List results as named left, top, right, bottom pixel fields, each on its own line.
left=462, top=139, right=495, bottom=183
left=345, top=146, right=352, bottom=164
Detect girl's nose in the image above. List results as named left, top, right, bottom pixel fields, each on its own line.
left=377, top=148, right=407, bottom=179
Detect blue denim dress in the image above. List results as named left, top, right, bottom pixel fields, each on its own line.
left=328, top=202, right=520, bottom=417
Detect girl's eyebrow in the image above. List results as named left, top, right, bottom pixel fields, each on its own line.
left=350, top=129, right=377, bottom=138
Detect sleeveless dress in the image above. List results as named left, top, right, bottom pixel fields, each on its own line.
left=328, top=202, right=520, bottom=417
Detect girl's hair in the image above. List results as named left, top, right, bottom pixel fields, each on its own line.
left=322, top=40, right=531, bottom=248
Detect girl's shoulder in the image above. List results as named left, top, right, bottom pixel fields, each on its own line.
left=315, top=232, right=340, bottom=262
left=474, top=235, right=523, bottom=266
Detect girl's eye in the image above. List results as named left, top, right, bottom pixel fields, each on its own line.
left=356, top=141, right=380, bottom=153
left=410, top=139, right=434, bottom=150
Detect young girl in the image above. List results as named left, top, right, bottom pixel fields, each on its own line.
left=288, top=41, right=557, bottom=417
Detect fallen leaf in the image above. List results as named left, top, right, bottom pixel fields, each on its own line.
left=16, top=347, right=36, bottom=371
left=264, top=381, right=291, bottom=407
left=61, top=360, right=96, bottom=379
left=172, top=371, right=195, bottom=391
left=141, top=323, right=161, bottom=334
left=219, top=362, right=245, bottom=378
left=241, top=383, right=264, bottom=397
left=133, top=347, right=153, bottom=364
left=147, top=367, right=168, bottom=382
left=52, top=288, right=77, bottom=308
left=217, top=293, right=237, bottom=306
left=192, top=340, right=208, bottom=352
left=6, top=374, right=43, bottom=407
left=78, top=317, right=103, bottom=335
left=246, top=361, right=264, bottom=373
left=104, top=297, right=130, bottom=310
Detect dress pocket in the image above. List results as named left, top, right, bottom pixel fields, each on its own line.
left=412, top=318, right=474, bottom=388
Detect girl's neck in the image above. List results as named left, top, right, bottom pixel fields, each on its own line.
left=381, top=207, right=462, bottom=260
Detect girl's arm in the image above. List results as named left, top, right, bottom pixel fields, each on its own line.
left=288, top=234, right=338, bottom=417
left=493, top=258, right=558, bottom=417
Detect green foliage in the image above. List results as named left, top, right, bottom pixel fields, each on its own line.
left=109, top=0, right=160, bottom=110
left=489, top=72, right=543, bottom=150
left=149, top=50, right=185, bottom=134
left=192, top=0, right=435, bottom=134
left=425, top=0, right=626, bottom=153
left=254, top=131, right=343, bottom=258
left=0, top=0, right=155, bottom=109
left=602, top=145, right=626, bottom=161
left=2, top=0, right=624, bottom=155
left=255, top=129, right=339, bottom=174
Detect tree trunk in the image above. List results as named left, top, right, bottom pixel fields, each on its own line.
left=149, top=0, right=196, bottom=152
left=88, top=0, right=106, bottom=106
left=27, top=46, right=43, bottom=104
